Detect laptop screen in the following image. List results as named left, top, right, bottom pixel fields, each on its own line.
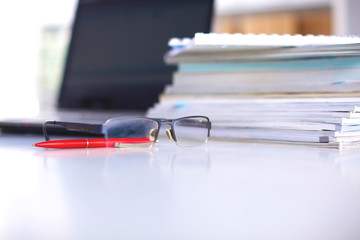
left=59, top=0, right=213, bottom=110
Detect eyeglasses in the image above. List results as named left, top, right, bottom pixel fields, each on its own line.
left=43, top=116, right=211, bottom=148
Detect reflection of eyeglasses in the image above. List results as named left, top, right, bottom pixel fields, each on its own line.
left=43, top=116, right=211, bottom=148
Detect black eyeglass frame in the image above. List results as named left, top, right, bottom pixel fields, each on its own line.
left=43, top=116, right=211, bottom=146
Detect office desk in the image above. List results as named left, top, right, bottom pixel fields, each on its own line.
left=0, top=135, right=359, bottom=240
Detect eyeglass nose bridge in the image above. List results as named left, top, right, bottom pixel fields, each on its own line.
left=158, top=119, right=177, bottom=143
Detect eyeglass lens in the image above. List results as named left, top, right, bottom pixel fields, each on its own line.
left=105, top=118, right=159, bottom=148
left=173, top=117, right=209, bottom=147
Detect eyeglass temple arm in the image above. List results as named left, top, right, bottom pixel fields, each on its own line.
left=43, top=120, right=103, bottom=141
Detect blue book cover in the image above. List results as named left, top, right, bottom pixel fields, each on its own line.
left=178, top=57, right=360, bottom=73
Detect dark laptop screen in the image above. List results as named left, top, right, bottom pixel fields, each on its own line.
left=59, top=0, right=213, bottom=110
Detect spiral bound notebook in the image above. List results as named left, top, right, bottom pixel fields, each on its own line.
left=169, top=33, right=360, bottom=48
left=165, top=33, right=360, bottom=63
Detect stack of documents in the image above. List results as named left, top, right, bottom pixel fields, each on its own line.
left=147, top=33, right=360, bottom=148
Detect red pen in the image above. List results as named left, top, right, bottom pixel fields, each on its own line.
left=34, top=138, right=153, bottom=149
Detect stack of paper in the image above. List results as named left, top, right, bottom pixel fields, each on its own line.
left=147, top=33, right=360, bottom=148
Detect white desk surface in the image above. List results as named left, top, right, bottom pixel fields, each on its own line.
left=0, top=134, right=359, bottom=240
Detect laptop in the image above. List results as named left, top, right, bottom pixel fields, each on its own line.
left=0, top=0, right=213, bottom=134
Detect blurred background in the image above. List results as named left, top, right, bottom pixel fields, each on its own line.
left=0, top=0, right=359, bottom=119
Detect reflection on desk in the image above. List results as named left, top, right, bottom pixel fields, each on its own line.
left=0, top=135, right=359, bottom=240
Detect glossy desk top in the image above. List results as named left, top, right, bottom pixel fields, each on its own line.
left=0, top=135, right=359, bottom=240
